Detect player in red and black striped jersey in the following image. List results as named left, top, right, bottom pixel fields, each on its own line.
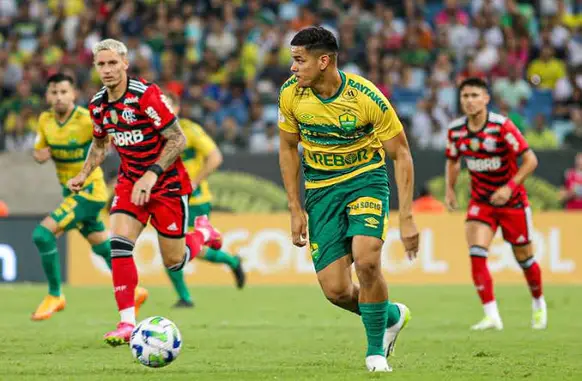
left=67, top=39, right=223, bottom=346
left=444, top=78, right=547, bottom=331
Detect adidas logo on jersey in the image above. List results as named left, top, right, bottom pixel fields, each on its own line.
left=124, top=96, right=139, bottom=104
left=167, top=222, right=178, bottom=231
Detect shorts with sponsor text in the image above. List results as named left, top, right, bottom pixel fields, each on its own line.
left=110, top=181, right=189, bottom=238
left=466, top=200, right=533, bottom=245
left=305, top=168, right=390, bottom=272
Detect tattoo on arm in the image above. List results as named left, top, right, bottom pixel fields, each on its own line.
left=80, top=136, right=108, bottom=177
left=156, top=120, right=186, bottom=171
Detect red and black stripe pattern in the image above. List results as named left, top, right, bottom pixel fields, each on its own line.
left=445, top=112, right=530, bottom=208
left=89, top=77, right=192, bottom=197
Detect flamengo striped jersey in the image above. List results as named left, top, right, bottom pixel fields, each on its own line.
left=445, top=112, right=530, bottom=208
left=89, top=77, right=192, bottom=197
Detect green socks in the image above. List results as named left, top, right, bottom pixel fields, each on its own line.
left=32, top=225, right=60, bottom=297
left=387, top=302, right=402, bottom=328
left=201, top=248, right=240, bottom=269
left=92, top=240, right=112, bottom=269
left=165, top=268, right=193, bottom=303
left=360, top=301, right=389, bottom=357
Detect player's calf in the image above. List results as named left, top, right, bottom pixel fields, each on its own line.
left=110, top=235, right=138, bottom=326
left=469, top=245, right=503, bottom=330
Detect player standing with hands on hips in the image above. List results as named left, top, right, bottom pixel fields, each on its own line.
left=278, top=27, right=419, bottom=372
left=68, top=39, right=222, bottom=346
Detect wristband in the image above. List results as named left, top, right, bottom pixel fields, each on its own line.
left=507, top=179, right=518, bottom=193
left=146, top=164, right=164, bottom=177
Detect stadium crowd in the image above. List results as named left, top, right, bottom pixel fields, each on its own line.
left=0, top=0, right=581, bottom=154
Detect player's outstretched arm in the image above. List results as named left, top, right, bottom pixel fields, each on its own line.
left=32, top=148, right=51, bottom=163
left=156, top=121, right=187, bottom=171
left=445, top=159, right=461, bottom=211
left=67, top=136, right=108, bottom=192
left=382, top=131, right=419, bottom=259
left=278, top=130, right=307, bottom=247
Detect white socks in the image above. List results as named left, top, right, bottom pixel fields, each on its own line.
left=120, top=307, right=136, bottom=326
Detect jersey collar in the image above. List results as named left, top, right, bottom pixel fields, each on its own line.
left=313, top=70, right=346, bottom=104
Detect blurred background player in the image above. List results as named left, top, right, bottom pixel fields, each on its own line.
left=31, top=73, right=148, bottom=321
left=164, top=93, right=246, bottom=308
left=69, top=39, right=221, bottom=345
left=445, top=78, right=546, bottom=331
left=278, top=27, right=419, bottom=372
left=559, top=152, right=582, bottom=210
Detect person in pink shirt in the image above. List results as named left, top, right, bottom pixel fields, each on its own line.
left=435, top=0, right=469, bottom=26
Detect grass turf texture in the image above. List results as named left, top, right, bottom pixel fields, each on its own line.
left=1, top=285, right=581, bottom=381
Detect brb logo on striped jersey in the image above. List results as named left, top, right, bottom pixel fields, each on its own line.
left=111, top=130, right=144, bottom=146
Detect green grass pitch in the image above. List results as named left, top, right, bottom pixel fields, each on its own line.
left=1, top=285, right=581, bottom=380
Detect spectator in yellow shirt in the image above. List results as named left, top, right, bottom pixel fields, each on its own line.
left=527, top=46, right=567, bottom=89
left=524, top=114, right=559, bottom=150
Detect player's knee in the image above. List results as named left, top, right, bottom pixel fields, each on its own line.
left=353, top=257, right=382, bottom=282
left=163, top=256, right=182, bottom=269
left=92, top=240, right=111, bottom=258
left=110, top=235, right=135, bottom=259
left=32, top=224, right=55, bottom=249
left=469, top=245, right=488, bottom=258
left=322, top=284, right=353, bottom=306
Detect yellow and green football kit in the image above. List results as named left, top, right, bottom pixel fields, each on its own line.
left=278, top=71, right=404, bottom=272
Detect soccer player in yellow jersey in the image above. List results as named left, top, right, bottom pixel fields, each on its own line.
left=164, top=94, right=246, bottom=308
left=278, top=27, right=420, bottom=372
left=31, top=73, right=147, bottom=320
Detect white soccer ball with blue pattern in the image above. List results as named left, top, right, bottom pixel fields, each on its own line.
left=130, top=316, right=182, bottom=368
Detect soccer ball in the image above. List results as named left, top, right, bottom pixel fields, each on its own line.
left=130, top=316, right=182, bottom=368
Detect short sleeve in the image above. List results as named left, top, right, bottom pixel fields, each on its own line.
left=503, top=118, right=529, bottom=155
left=369, top=91, right=403, bottom=141
left=140, top=84, right=177, bottom=132
left=34, top=114, right=48, bottom=150
left=277, top=88, right=299, bottom=134
left=89, top=103, right=107, bottom=139
left=189, top=124, right=217, bottom=157
left=445, top=129, right=459, bottom=160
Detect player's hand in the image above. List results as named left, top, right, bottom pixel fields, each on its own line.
left=132, top=171, right=159, bottom=206
left=399, top=215, right=419, bottom=260
left=67, top=173, right=87, bottom=193
left=445, top=188, right=458, bottom=211
left=490, top=185, right=512, bottom=206
left=33, top=148, right=52, bottom=163
left=290, top=207, right=308, bottom=247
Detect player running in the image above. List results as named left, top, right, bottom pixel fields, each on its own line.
left=68, top=39, right=221, bottom=346
left=163, top=94, right=246, bottom=308
left=278, top=27, right=419, bottom=372
left=31, top=73, right=148, bottom=321
left=445, top=77, right=546, bottom=331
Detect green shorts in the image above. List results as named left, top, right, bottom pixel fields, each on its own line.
left=305, top=168, right=390, bottom=272
left=50, top=194, right=106, bottom=237
left=188, top=202, right=212, bottom=227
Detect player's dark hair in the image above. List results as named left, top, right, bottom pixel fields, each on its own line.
left=459, top=77, right=489, bottom=93
left=47, top=73, right=75, bottom=86
left=290, top=26, right=339, bottom=54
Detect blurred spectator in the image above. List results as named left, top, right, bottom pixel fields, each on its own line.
left=0, top=0, right=580, bottom=154
left=216, top=117, right=247, bottom=155
left=527, top=45, right=567, bottom=89
left=410, top=98, right=449, bottom=150
left=412, top=185, right=446, bottom=214
left=249, top=122, right=280, bottom=154
left=434, top=0, right=469, bottom=26
left=559, top=152, right=582, bottom=210
left=4, top=104, right=35, bottom=152
left=0, top=200, right=9, bottom=217
left=563, top=108, right=582, bottom=150
left=524, top=114, right=559, bottom=150
left=498, top=100, right=529, bottom=132
left=493, top=66, right=532, bottom=110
